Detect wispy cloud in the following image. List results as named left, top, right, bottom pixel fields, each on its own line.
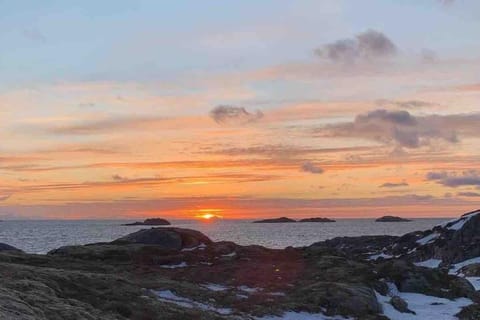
left=379, top=182, right=409, bottom=188
left=210, top=105, right=263, bottom=125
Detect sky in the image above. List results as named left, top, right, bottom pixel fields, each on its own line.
left=1, top=0, right=480, bottom=219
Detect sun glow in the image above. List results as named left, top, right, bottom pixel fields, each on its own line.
left=194, top=208, right=224, bottom=220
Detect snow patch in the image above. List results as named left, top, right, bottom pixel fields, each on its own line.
left=221, top=251, right=236, bottom=257
left=256, top=311, right=352, bottom=320
left=159, top=262, right=188, bottom=269
left=201, top=283, right=229, bottom=292
left=376, top=290, right=473, bottom=320
left=466, top=277, right=480, bottom=291
left=416, top=233, right=439, bottom=246
left=368, top=253, right=393, bottom=261
left=414, top=259, right=442, bottom=269
left=238, top=285, right=261, bottom=293
left=154, top=290, right=232, bottom=315
left=181, top=243, right=207, bottom=252
left=450, top=257, right=480, bottom=274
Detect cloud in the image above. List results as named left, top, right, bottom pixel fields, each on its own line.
left=301, top=161, right=324, bottom=174
left=315, top=109, right=479, bottom=149
left=205, top=144, right=371, bottom=157
left=112, top=174, right=127, bottom=181
left=426, top=170, right=480, bottom=187
left=315, top=29, right=397, bottom=64
left=379, top=182, right=409, bottom=188
left=375, top=99, right=436, bottom=109
left=45, top=115, right=169, bottom=135
left=210, top=105, right=263, bottom=125
left=457, top=192, right=480, bottom=197
left=0, top=195, right=11, bottom=201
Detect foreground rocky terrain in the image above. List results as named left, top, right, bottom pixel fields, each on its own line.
left=1, top=211, right=480, bottom=319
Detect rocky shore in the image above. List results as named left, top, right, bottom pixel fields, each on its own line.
left=1, top=210, right=480, bottom=319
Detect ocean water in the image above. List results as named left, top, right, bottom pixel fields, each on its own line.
left=0, top=218, right=447, bottom=254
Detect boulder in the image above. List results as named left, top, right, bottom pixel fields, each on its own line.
left=113, top=227, right=212, bottom=250
left=390, top=296, right=415, bottom=314
left=292, top=282, right=381, bottom=317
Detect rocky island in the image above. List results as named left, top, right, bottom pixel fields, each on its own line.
left=298, top=217, right=336, bottom=223
left=122, top=218, right=171, bottom=226
left=252, top=217, right=296, bottom=223
left=375, top=215, right=412, bottom=222
left=0, top=209, right=479, bottom=319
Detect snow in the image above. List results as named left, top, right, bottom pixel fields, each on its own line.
left=256, top=311, right=352, bottom=320
left=414, top=259, right=442, bottom=268
left=466, top=277, right=480, bottom=291
left=376, top=289, right=473, bottom=320
left=154, top=290, right=232, bottom=315
left=201, top=283, right=229, bottom=292
left=450, top=257, right=480, bottom=274
left=238, top=285, right=261, bottom=293
left=159, top=262, right=188, bottom=269
left=181, top=243, right=207, bottom=252
left=447, top=216, right=472, bottom=231
left=416, top=232, right=439, bottom=246
left=368, top=253, right=394, bottom=261
left=221, top=251, right=237, bottom=257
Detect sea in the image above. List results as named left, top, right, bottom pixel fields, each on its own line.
left=0, top=218, right=448, bottom=254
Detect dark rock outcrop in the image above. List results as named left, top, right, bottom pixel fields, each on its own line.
left=0, top=243, right=22, bottom=252
left=122, top=218, right=170, bottom=226
left=298, top=217, right=335, bottom=223
left=114, top=227, right=212, bottom=249
left=253, top=217, right=296, bottom=223
left=375, top=215, right=411, bottom=222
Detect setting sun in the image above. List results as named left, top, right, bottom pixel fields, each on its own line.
left=194, top=209, right=224, bottom=220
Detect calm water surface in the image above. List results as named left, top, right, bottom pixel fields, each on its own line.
left=0, top=218, right=448, bottom=254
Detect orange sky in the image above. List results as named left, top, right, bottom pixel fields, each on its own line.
left=1, top=2, right=480, bottom=219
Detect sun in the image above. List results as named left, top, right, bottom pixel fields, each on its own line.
left=199, top=213, right=216, bottom=220
left=193, top=209, right=224, bottom=220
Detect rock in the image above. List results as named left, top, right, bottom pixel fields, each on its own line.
left=390, top=296, right=415, bottom=314
left=292, top=282, right=381, bottom=317
left=310, top=235, right=398, bottom=258
left=372, top=209, right=480, bottom=266
left=252, top=217, right=296, bottom=223
left=375, top=216, right=412, bottom=222
left=123, top=218, right=170, bottom=226
left=0, top=243, right=22, bottom=252
left=298, top=217, right=336, bottom=223
left=460, top=263, right=480, bottom=276
left=113, top=227, right=212, bottom=249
